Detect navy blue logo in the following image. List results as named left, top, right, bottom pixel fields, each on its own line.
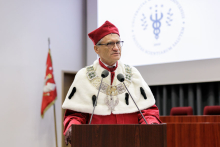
left=150, top=8, right=163, bottom=39
left=132, top=0, right=185, bottom=55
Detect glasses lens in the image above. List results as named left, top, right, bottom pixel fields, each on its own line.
left=107, top=41, right=124, bottom=48
left=120, top=41, right=123, bottom=47
left=107, top=42, right=114, bottom=48
left=115, top=41, right=123, bottom=48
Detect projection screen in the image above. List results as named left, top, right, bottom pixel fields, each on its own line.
left=87, top=0, right=220, bottom=85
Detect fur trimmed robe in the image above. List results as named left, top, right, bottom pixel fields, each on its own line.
left=62, top=59, right=161, bottom=134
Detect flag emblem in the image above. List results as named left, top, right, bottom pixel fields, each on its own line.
left=41, top=49, right=57, bottom=118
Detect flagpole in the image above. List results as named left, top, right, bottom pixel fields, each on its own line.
left=48, top=38, right=50, bottom=49
left=53, top=104, right=58, bottom=147
left=48, top=38, right=58, bottom=147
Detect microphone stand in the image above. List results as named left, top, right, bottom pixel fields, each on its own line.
left=122, top=82, right=148, bottom=124
left=89, top=78, right=103, bottom=124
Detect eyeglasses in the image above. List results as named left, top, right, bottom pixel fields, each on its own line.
left=98, top=41, right=124, bottom=49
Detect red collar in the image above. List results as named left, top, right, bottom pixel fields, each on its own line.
left=98, top=59, right=118, bottom=72
left=98, top=59, right=118, bottom=85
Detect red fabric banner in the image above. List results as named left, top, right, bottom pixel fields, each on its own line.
left=41, top=49, right=57, bottom=118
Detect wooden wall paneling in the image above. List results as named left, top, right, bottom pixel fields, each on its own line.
left=61, top=71, right=77, bottom=147
left=171, top=85, right=178, bottom=108
left=163, top=86, right=167, bottom=115
left=151, top=81, right=220, bottom=115
left=179, top=85, right=184, bottom=107
left=161, top=116, right=220, bottom=147
left=196, top=84, right=202, bottom=115
left=188, top=84, right=194, bottom=114
left=208, top=83, right=215, bottom=106
left=218, top=82, right=220, bottom=105
left=166, top=123, right=220, bottom=147
left=156, top=86, right=162, bottom=115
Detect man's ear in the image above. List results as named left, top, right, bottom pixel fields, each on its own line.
left=94, top=45, right=99, bottom=54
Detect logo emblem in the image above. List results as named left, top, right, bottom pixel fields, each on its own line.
left=132, top=0, right=185, bottom=55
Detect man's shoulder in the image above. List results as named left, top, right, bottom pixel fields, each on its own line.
left=76, top=67, right=87, bottom=75
left=75, top=59, right=99, bottom=76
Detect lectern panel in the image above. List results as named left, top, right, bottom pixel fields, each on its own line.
left=71, top=124, right=167, bottom=147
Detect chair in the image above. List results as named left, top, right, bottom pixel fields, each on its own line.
left=170, top=106, right=193, bottom=116
left=203, top=106, right=220, bottom=115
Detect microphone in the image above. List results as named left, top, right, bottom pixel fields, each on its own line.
left=101, top=69, right=109, bottom=78
left=117, top=74, right=148, bottom=124
left=89, top=70, right=109, bottom=124
left=117, top=74, right=124, bottom=82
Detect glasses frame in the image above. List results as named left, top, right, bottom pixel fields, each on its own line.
left=98, top=41, right=124, bottom=49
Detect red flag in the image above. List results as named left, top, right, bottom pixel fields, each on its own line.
left=41, top=49, right=57, bottom=118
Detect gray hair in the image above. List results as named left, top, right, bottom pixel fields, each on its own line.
left=96, top=38, right=104, bottom=46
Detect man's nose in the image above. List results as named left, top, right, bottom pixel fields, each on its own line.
left=112, top=43, right=119, bottom=50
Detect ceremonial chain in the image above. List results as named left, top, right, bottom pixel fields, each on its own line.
left=86, top=64, right=132, bottom=96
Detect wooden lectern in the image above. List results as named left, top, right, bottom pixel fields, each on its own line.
left=71, top=124, right=167, bottom=147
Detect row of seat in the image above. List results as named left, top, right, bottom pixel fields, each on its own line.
left=170, top=106, right=220, bottom=115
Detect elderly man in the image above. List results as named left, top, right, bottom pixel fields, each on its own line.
left=62, top=21, right=161, bottom=145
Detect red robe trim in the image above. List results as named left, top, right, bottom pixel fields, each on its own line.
left=63, top=105, right=162, bottom=135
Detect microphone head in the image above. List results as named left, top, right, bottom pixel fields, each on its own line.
left=101, top=70, right=109, bottom=78
left=117, top=74, right=125, bottom=82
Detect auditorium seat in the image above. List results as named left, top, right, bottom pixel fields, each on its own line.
left=203, top=106, right=220, bottom=115
left=170, top=106, right=193, bottom=116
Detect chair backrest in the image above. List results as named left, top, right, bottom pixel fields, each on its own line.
left=203, top=106, right=220, bottom=115
left=170, top=106, right=193, bottom=116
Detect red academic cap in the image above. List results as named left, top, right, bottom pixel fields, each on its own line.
left=88, top=21, right=120, bottom=45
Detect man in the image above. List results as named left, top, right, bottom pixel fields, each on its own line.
left=62, top=21, right=161, bottom=145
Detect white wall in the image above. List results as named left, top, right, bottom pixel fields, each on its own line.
left=0, top=0, right=86, bottom=147
left=86, top=0, right=98, bottom=65
left=136, top=58, right=220, bottom=86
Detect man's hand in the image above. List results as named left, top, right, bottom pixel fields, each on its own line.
left=65, top=127, right=72, bottom=146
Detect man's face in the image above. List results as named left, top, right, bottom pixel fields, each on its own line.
left=94, top=34, right=121, bottom=66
